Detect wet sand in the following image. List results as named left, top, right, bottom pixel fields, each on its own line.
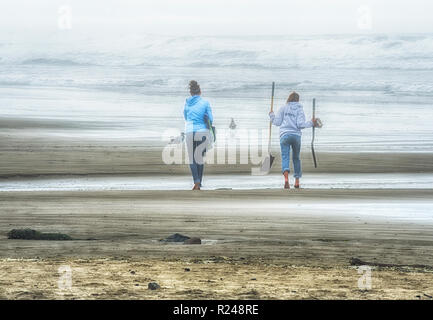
left=1, top=134, right=433, bottom=177
left=2, top=172, right=433, bottom=192
left=1, top=189, right=433, bottom=299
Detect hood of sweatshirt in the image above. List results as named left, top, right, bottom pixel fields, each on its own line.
left=288, top=102, right=302, bottom=110
left=269, top=101, right=313, bottom=137
left=186, top=95, right=201, bottom=106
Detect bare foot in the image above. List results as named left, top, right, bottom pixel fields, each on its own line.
left=284, top=182, right=290, bottom=189
left=192, top=183, right=201, bottom=190
left=294, top=179, right=300, bottom=189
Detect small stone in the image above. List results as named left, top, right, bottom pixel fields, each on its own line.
left=130, top=271, right=136, bottom=275
left=160, top=233, right=190, bottom=242
left=148, top=282, right=160, bottom=290
left=184, top=237, right=201, bottom=245
left=184, top=268, right=191, bottom=272
left=251, top=278, right=257, bottom=281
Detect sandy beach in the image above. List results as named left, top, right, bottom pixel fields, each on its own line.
left=1, top=189, right=433, bottom=299
left=1, top=29, right=433, bottom=302
left=1, top=112, right=433, bottom=301
left=1, top=130, right=433, bottom=177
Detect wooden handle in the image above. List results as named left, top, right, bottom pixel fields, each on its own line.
left=268, top=82, right=275, bottom=152
left=312, top=98, right=316, bottom=140
left=313, top=98, right=316, bottom=118
left=311, top=98, right=317, bottom=168
left=271, top=82, right=275, bottom=112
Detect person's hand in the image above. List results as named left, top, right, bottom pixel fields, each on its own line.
left=313, top=117, right=322, bottom=128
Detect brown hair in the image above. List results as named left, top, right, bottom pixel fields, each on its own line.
left=189, top=80, right=201, bottom=95
left=287, top=91, right=299, bottom=103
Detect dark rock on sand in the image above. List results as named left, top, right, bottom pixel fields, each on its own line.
left=148, top=282, right=160, bottom=290
left=184, top=268, right=191, bottom=272
left=350, top=257, right=433, bottom=270
left=349, top=257, right=364, bottom=266
left=184, top=237, right=201, bottom=245
left=160, top=233, right=190, bottom=242
left=7, top=229, right=73, bottom=240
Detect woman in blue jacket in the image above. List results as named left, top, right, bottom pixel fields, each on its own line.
left=269, top=92, right=318, bottom=189
left=184, top=80, right=213, bottom=190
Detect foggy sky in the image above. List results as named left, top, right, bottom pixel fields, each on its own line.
left=0, top=0, right=432, bottom=36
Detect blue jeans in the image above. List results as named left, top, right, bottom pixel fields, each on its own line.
left=186, top=131, right=209, bottom=184
left=280, top=133, right=302, bottom=178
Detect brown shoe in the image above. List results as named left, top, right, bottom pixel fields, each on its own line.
left=284, top=182, right=290, bottom=189
left=294, top=178, right=300, bottom=189
left=192, top=183, right=201, bottom=190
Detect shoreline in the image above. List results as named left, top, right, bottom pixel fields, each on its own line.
left=1, top=173, right=432, bottom=192
left=2, top=187, right=433, bottom=197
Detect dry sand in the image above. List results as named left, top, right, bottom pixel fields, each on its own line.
left=2, top=258, right=433, bottom=300
left=1, top=189, right=433, bottom=300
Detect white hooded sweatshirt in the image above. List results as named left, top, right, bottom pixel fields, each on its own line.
left=269, top=102, right=313, bottom=138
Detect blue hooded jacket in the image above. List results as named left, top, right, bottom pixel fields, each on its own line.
left=184, top=95, right=213, bottom=133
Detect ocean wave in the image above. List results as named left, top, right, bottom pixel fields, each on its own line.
left=184, top=62, right=295, bottom=70
left=116, top=79, right=166, bottom=87
left=184, top=62, right=221, bottom=68
left=1, top=73, right=432, bottom=97
left=1, top=34, right=433, bottom=97
left=0, top=34, right=430, bottom=71
left=0, top=80, right=30, bottom=86
left=21, top=58, right=96, bottom=67
left=196, top=49, right=259, bottom=59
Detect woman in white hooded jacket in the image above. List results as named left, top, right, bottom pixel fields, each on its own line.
left=269, top=91, right=318, bottom=189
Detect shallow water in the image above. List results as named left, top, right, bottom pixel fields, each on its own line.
left=1, top=173, right=432, bottom=192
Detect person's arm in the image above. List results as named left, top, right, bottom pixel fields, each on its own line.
left=183, top=102, right=188, bottom=120
left=205, top=102, right=214, bottom=123
left=269, top=105, right=285, bottom=126
left=296, top=105, right=314, bottom=129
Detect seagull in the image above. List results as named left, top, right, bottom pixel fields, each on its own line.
left=229, top=118, right=237, bottom=130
